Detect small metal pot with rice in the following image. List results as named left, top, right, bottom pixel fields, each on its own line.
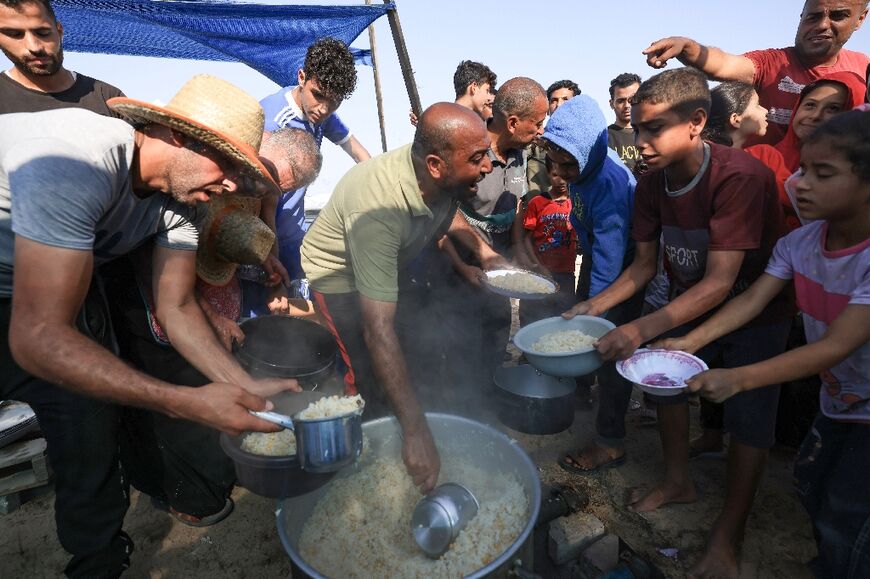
left=219, top=389, right=348, bottom=498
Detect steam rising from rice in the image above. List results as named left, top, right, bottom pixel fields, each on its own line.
left=487, top=271, right=553, bottom=294
left=299, top=454, right=527, bottom=578
left=531, top=330, right=596, bottom=353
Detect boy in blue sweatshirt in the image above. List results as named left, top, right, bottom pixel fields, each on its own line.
left=541, top=95, right=643, bottom=473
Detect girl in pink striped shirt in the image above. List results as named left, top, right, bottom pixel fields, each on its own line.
left=656, top=109, right=870, bottom=578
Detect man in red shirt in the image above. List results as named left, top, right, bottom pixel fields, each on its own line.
left=643, top=0, right=868, bottom=145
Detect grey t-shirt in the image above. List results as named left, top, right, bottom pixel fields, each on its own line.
left=0, top=108, right=204, bottom=297
left=461, top=146, right=526, bottom=254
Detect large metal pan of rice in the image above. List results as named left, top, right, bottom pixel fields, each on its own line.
left=277, top=413, right=541, bottom=578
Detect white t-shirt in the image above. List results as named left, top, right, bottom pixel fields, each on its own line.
left=0, top=108, right=204, bottom=297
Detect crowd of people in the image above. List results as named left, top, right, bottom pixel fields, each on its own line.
left=0, top=0, right=868, bottom=578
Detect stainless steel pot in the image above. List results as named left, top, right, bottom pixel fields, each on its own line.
left=293, top=412, right=362, bottom=472
left=276, top=414, right=542, bottom=578
left=494, top=365, right=576, bottom=435
left=250, top=395, right=364, bottom=474
left=220, top=390, right=341, bottom=497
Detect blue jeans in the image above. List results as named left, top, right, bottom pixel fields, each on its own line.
left=795, top=414, right=870, bottom=578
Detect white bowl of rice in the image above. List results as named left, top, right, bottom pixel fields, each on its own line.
left=513, top=315, right=616, bottom=377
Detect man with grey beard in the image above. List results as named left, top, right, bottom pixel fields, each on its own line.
left=443, top=77, right=548, bottom=380
left=0, top=0, right=124, bottom=115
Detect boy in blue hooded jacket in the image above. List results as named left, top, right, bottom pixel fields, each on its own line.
left=541, top=95, right=645, bottom=474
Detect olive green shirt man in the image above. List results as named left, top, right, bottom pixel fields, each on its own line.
left=301, top=144, right=456, bottom=301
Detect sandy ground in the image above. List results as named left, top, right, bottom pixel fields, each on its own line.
left=0, top=393, right=817, bottom=579
left=1, top=302, right=817, bottom=578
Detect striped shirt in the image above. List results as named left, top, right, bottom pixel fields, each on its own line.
left=259, top=86, right=352, bottom=252
left=766, top=221, right=870, bottom=422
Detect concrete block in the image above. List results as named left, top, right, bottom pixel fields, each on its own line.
left=581, top=534, right=620, bottom=573
left=548, top=512, right=605, bottom=565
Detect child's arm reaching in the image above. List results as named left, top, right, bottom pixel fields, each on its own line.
left=521, top=227, right=544, bottom=272
left=563, top=239, right=659, bottom=319
left=686, top=304, right=870, bottom=403
left=513, top=200, right=538, bottom=270
left=652, top=273, right=790, bottom=354
left=595, top=248, right=745, bottom=360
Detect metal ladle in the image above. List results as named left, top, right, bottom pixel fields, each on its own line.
left=412, top=482, right=480, bottom=558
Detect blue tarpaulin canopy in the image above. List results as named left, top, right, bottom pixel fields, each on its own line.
left=53, top=0, right=395, bottom=87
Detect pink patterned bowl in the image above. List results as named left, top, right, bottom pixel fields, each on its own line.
left=616, top=349, right=709, bottom=396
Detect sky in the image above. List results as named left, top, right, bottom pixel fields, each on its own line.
left=3, top=0, right=869, bottom=207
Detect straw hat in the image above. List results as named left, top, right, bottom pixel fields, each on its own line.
left=108, top=74, right=278, bottom=193
left=196, top=195, right=275, bottom=286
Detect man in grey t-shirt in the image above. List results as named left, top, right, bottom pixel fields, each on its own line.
left=442, top=77, right=548, bottom=382
left=0, top=74, right=296, bottom=578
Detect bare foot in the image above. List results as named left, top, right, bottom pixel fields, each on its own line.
left=690, top=430, right=724, bottom=458
left=687, top=540, right=739, bottom=579
left=628, top=480, right=697, bottom=512
left=561, top=441, right=625, bottom=472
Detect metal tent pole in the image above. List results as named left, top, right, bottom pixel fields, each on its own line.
left=383, top=0, right=422, bottom=117
left=366, top=0, right=388, bottom=152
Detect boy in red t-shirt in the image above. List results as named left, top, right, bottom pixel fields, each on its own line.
left=519, top=158, right=577, bottom=326
left=563, top=68, right=792, bottom=578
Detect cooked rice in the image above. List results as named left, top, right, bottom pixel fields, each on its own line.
left=487, top=271, right=553, bottom=295
left=299, top=454, right=527, bottom=578
left=297, top=394, right=364, bottom=420
left=531, top=329, right=596, bottom=353
left=240, top=429, right=296, bottom=456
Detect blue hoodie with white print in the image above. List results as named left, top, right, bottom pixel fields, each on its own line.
left=542, top=95, right=635, bottom=297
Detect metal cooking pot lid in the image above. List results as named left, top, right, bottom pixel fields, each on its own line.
left=494, top=365, right=576, bottom=399
left=237, top=316, right=337, bottom=371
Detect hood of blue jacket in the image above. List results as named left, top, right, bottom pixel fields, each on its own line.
left=542, top=94, right=609, bottom=183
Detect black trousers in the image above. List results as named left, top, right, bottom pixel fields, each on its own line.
left=2, top=270, right=234, bottom=578
left=396, top=247, right=488, bottom=415
left=104, top=260, right=235, bottom=518
left=1, top=297, right=132, bottom=579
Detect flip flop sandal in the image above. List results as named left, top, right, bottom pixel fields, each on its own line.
left=558, top=452, right=626, bottom=475
left=151, top=496, right=234, bottom=528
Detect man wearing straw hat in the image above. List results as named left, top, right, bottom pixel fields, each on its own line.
left=0, top=74, right=299, bottom=577
left=105, top=129, right=323, bottom=530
